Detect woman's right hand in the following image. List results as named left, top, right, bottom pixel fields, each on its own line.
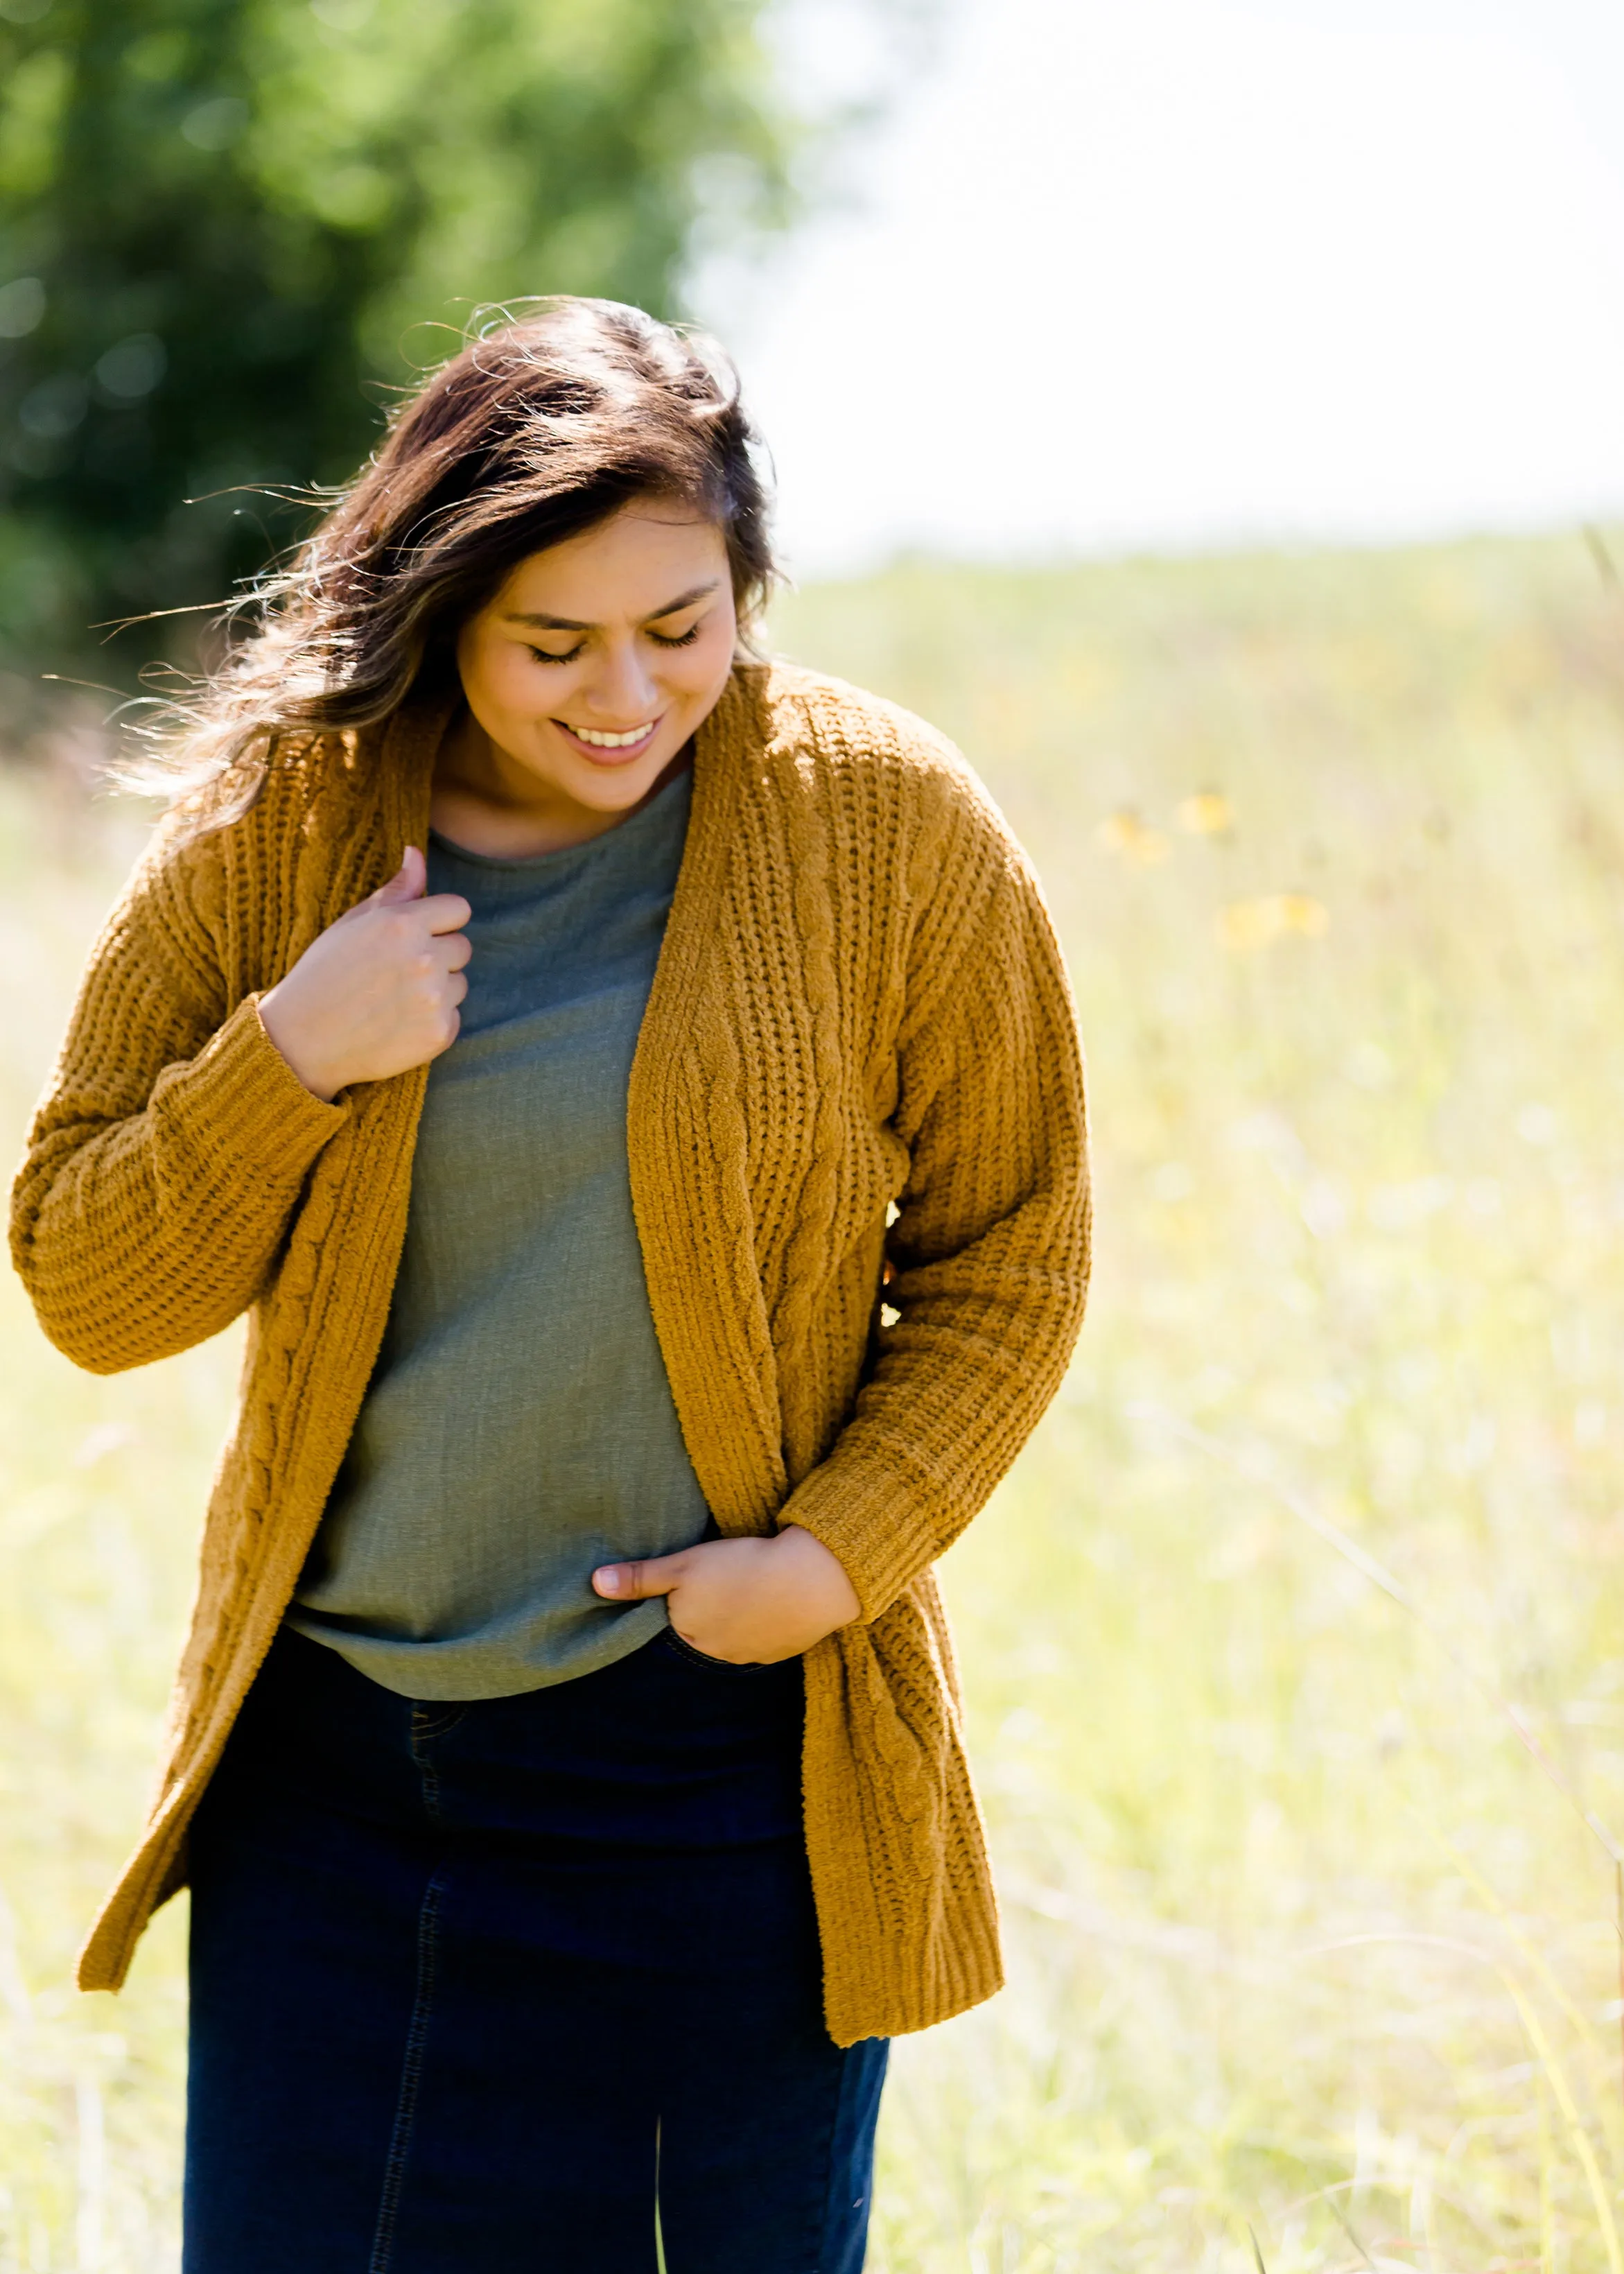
left=257, top=847, right=473, bottom=1102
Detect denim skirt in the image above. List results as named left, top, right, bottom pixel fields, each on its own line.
left=184, top=1625, right=888, bottom=2273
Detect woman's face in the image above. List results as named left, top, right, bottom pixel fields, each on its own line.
left=453, top=502, right=738, bottom=823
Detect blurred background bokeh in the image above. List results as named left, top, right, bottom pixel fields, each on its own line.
left=7, top=3, right=1624, bottom=2269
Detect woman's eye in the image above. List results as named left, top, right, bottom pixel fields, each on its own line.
left=527, top=645, right=584, bottom=667
left=647, top=623, right=702, bottom=650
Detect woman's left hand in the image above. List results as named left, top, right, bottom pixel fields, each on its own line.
left=591, top=1525, right=861, bottom=1665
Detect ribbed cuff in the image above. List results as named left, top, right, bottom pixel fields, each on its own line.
left=776, top=1451, right=941, bottom=1625
left=163, top=993, right=350, bottom=1184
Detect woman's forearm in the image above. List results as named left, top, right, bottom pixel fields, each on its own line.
left=13, top=996, right=348, bottom=1373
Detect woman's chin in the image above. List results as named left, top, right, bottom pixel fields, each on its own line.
left=570, top=765, right=665, bottom=813
left=554, top=745, right=679, bottom=813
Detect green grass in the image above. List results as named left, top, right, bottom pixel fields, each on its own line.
left=7, top=530, right=1624, bottom=2267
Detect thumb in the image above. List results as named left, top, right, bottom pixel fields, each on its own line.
left=376, top=844, right=426, bottom=903
left=593, top=1552, right=686, bottom=1602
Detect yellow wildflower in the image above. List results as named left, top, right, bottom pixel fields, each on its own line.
left=1096, top=810, right=1170, bottom=866
left=1219, top=894, right=1329, bottom=952
left=1177, top=791, right=1233, bottom=835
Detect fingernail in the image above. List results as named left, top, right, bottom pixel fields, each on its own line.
left=594, top=1567, right=621, bottom=1596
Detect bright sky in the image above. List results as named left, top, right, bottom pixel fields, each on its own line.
left=692, top=0, right=1624, bottom=576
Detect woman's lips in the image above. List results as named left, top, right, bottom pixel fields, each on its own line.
left=552, top=718, right=662, bottom=764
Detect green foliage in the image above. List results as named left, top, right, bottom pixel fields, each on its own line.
left=0, top=0, right=796, bottom=671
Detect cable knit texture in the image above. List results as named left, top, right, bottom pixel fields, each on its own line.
left=10, top=661, right=1090, bottom=2045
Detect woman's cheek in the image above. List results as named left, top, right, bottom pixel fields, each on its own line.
left=506, top=655, right=567, bottom=725
left=683, top=623, right=738, bottom=701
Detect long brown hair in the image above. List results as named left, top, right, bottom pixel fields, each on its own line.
left=129, top=299, right=777, bottom=819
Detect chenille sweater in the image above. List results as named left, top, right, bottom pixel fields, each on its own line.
left=10, top=661, right=1090, bottom=2046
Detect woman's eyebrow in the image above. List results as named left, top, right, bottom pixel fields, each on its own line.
left=642, top=580, right=719, bottom=622
left=503, top=580, right=720, bottom=635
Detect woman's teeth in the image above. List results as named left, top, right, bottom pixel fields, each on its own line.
left=564, top=722, right=656, bottom=749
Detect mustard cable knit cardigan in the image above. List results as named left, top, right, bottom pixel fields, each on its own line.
left=10, top=661, right=1090, bottom=2046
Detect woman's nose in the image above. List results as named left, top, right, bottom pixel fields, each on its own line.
left=585, top=639, right=660, bottom=722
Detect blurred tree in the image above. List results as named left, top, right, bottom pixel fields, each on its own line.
left=0, top=0, right=798, bottom=676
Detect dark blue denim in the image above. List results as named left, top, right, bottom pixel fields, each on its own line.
left=184, top=1626, right=888, bottom=2273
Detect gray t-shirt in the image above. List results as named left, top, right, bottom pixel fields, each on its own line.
left=289, top=768, right=710, bottom=1699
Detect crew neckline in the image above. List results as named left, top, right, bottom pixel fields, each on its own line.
left=428, top=765, right=691, bottom=872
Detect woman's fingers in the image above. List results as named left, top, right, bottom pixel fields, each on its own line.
left=591, top=1533, right=857, bottom=1663
left=259, top=851, right=475, bottom=1099
left=424, top=890, right=473, bottom=936
left=592, top=1552, right=688, bottom=1600
left=376, top=844, right=427, bottom=903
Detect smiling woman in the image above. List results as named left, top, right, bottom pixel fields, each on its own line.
left=437, top=507, right=740, bottom=855
left=9, top=299, right=1091, bottom=2272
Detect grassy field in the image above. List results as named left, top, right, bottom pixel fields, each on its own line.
left=5, top=530, right=1624, bottom=2268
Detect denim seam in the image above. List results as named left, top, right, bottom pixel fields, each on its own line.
left=367, top=1864, right=448, bottom=2274
left=409, top=1706, right=464, bottom=1822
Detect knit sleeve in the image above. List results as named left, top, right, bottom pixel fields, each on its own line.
left=9, top=828, right=349, bottom=1375
left=777, top=846, right=1092, bottom=1622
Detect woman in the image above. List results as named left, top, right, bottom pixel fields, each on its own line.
left=12, top=300, right=1090, bottom=2271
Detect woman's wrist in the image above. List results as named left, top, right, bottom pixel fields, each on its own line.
left=774, top=1523, right=861, bottom=1631
left=257, top=986, right=343, bottom=1104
